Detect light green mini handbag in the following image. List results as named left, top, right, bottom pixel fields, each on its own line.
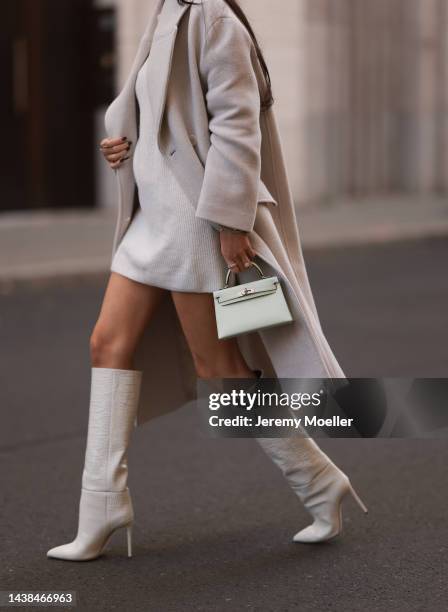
left=213, top=262, right=294, bottom=340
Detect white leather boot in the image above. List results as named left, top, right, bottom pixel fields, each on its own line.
left=47, top=367, right=142, bottom=561
left=256, top=436, right=367, bottom=543
left=253, top=372, right=368, bottom=543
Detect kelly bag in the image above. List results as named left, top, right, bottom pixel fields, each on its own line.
left=213, top=262, right=294, bottom=340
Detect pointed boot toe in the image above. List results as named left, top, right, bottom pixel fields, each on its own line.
left=292, top=464, right=368, bottom=544
left=292, top=520, right=340, bottom=544
left=46, top=489, right=134, bottom=562
left=47, top=542, right=89, bottom=561
left=47, top=543, right=71, bottom=560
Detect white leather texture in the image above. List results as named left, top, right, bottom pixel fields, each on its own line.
left=253, top=369, right=364, bottom=544
left=47, top=368, right=142, bottom=561
left=47, top=489, right=133, bottom=561
left=213, top=276, right=293, bottom=340
left=82, top=368, right=142, bottom=491
left=256, top=437, right=367, bottom=543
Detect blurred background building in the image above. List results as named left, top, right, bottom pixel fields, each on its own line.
left=2, top=0, right=448, bottom=213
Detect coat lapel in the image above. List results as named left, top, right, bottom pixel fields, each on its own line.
left=104, top=0, right=190, bottom=151
left=146, top=0, right=190, bottom=150
left=104, top=0, right=162, bottom=140
left=104, top=0, right=191, bottom=253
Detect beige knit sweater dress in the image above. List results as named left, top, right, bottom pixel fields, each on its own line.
left=110, top=41, right=227, bottom=292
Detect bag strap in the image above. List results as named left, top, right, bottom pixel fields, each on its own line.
left=224, top=261, right=266, bottom=289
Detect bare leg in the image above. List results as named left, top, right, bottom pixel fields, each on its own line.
left=90, top=272, right=167, bottom=369
left=170, top=290, right=368, bottom=545
left=170, top=291, right=256, bottom=379
left=47, top=273, right=167, bottom=561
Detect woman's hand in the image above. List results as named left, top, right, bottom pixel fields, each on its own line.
left=220, top=229, right=257, bottom=274
left=100, top=136, right=132, bottom=170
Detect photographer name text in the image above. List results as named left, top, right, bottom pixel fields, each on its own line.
left=209, top=415, right=354, bottom=428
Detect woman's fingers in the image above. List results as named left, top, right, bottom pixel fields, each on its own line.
left=106, top=149, right=130, bottom=163
left=226, top=250, right=253, bottom=273
left=248, top=244, right=257, bottom=260
left=110, top=159, right=124, bottom=170
left=108, top=155, right=130, bottom=170
left=100, top=137, right=132, bottom=168
left=230, top=259, right=243, bottom=274
left=239, top=238, right=257, bottom=270
left=100, top=136, right=129, bottom=149
left=103, top=141, right=130, bottom=153
left=224, top=253, right=241, bottom=273
left=220, top=231, right=258, bottom=273
left=102, top=145, right=130, bottom=160
left=240, top=250, right=253, bottom=270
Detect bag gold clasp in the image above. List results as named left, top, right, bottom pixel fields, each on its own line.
left=239, top=287, right=255, bottom=297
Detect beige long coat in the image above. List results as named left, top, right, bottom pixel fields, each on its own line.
left=104, top=0, right=346, bottom=426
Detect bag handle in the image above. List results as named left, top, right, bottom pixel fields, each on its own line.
left=224, top=261, right=266, bottom=289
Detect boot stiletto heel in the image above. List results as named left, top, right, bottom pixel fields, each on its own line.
left=126, top=524, right=133, bottom=558
left=349, top=483, right=368, bottom=514
left=291, top=467, right=368, bottom=543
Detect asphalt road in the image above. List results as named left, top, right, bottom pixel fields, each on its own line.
left=1, top=237, right=448, bottom=612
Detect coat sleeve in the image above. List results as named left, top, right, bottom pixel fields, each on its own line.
left=196, top=16, right=262, bottom=232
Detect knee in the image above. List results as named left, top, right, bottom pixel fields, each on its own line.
left=89, top=324, right=133, bottom=367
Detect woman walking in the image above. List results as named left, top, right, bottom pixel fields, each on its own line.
left=47, top=0, right=367, bottom=561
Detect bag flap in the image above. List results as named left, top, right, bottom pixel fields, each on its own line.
left=214, top=276, right=279, bottom=305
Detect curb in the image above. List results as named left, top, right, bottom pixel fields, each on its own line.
left=1, top=230, right=447, bottom=289
left=1, top=199, right=447, bottom=286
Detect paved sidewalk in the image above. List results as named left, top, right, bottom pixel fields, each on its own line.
left=1, top=195, right=447, bottom=282
left=297, top=194, right=448, bottom=248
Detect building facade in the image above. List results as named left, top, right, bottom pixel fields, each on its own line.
left=4, top=0, right=447, bottom=212
left=101, top=0, right=448, bottom=208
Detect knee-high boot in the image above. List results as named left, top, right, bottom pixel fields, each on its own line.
left=47, top=367, right=142, bottom=561
left=253, top=372, right=368, bottom=543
